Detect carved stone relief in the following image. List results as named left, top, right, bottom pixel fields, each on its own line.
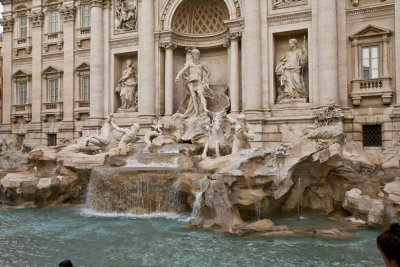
left=114, top=0, right=137, bottom=32
left=59, top=5, right=77, bottom=22
left=28, top=11, right=45, bottom=27
left=272, top=0, right=307, bottom=9
left=0, top=17, right=14, bottom=32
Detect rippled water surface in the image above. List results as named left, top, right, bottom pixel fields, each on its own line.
left=0, top=206, right=382, bottom=267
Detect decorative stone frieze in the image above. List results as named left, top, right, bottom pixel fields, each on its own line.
left=346, top=3, right=394, bottom=16
left=109, top=37, right=139, bottom=49
left=59, top=5, right=77, bottom=22
left=115, top=0, right=137, bottom=32
left=267, top=11, right=311, bottom=26
left=28, top=11, right=45, bottom=27
left=272, top=0, right=307, bottom=9
left=0, top=17, right=14, bottom=32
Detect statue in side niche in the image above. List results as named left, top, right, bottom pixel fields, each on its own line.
left=275, top=38, right=308, bottom=103
left=175, top=48, right=214, bottom=117
left=115, top=59, right=138, bottom=111
left=115, top=0, right=137, bottom=31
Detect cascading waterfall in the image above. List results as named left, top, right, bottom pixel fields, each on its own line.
left=191, top=191, right=204, bottom=218
left=86, top=167, right=186, bottom=214
left=255, top=198, right=262, bottom=221
left=297, top=177, right=303, bottom=220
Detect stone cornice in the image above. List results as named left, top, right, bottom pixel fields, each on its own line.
left=59, top=5, right=77, bottom=22
left=346, top=3, right=394, bottom=16
left=0, top=17, right=15, bottom=32
left=224, top=18, right=244, bottom=35
left=28, top=11, right=44, bottom=27
left=158, top=29, right=230, bottom=48
left=267, top=10, right=311, bottom=26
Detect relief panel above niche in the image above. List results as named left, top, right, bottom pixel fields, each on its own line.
left=114, top=0, right=138, bottom=33
left=272, top=0, right=308, bottom=9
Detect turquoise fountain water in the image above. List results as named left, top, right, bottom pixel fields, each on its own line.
left=0, top=205, right=383, bottom=267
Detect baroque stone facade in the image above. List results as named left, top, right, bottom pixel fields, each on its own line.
left=0, top=0, right=399, bottom=158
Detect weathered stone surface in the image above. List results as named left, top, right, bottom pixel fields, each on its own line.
left=247, top=219, right=275, bottom=232
left=312, top=228, right=352, bottom=238
left=342, top=188, right=384, bottom=224
left=383, top=181, right=400, bottom=204
left=0, top=172, right=79, bottom=206
left=203, top=179, right=243, bottom=227
left=1, top=173, right=37, bottom=188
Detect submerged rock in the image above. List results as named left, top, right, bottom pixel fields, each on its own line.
left=383, top=180, right=400, bottom=204
left=342, top=188, right=384, bottom=225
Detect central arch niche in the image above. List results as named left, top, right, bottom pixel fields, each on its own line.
left=168, top=0, right=231, bottom=113
left=171, top=0, right=229, bottom=34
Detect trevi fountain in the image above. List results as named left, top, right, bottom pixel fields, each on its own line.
left=0, top=48, right=399, bottom=266
left=0, top=0, right=400, bottom=264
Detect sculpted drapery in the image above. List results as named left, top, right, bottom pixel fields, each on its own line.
left=275, top=38, right=308, bottom=103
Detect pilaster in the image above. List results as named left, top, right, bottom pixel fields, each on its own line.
left=395, top=1, right=400, bottom=105
left=59, top=4, right=76, bottom=138
left=243, top=0, right=262, bottom=114
left=0, top=17, right=14, bottom=124
left=27, top=10, right=45, bottom=141
left=138, top=0, right=156, bottom=118
left=317, top=0, right=339, bottom=105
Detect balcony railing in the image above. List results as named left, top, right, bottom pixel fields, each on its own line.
left=43, top=32, right=64, bottom=52
left=76, top=28, right=91, bottom=48
left=74, top=100, right=90, bottom=120
left=41, top=102, right=63, bottom=121
left=11, top=104, right=32, bottom=123
left=13, top=36, right=32, bottom=51
left=351, top=77, right=392, bottom=106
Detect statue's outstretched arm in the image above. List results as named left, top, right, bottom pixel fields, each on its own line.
left=111, top=120, right=127, bottom=134
left=175, top=63, right=189, bottom=82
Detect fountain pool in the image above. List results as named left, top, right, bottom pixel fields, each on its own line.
left=0, top=206, right=383, bottom=267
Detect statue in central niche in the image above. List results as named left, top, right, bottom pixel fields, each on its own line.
left=275, top=38, right=308, bottom=103
left=115, top=59, right=138, bottom=111
left=175, top=48, right=214, bottom=117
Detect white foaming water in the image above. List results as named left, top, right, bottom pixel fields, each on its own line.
left=79, top=207, right=189, bottom=222
left=191, top=192, right=203, bottom=218
left=125, top=157, right=179, bottom=168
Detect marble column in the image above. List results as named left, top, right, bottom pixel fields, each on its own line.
left=1, top=18, right=13, bottom=124
left=396, top=1, right=400, bottom=105
left=318, top=0, right=339, bottom=105
left=243, top=0, right=262, bottom=113
left=229, top=33, right=240, bottom=114
left=138, top=0, right=155, bottom=118
left=89, top=0, right=104, bottom=119
left=162, top=43, right=176, bottom=117
left=60, top=5, right=76, bottom=125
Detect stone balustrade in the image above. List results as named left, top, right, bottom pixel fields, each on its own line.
left=351, top=77, right=393, bottom=106
left=11, top=104, right=32, bottom=123
left=41, top=102, right=63, bottom=121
